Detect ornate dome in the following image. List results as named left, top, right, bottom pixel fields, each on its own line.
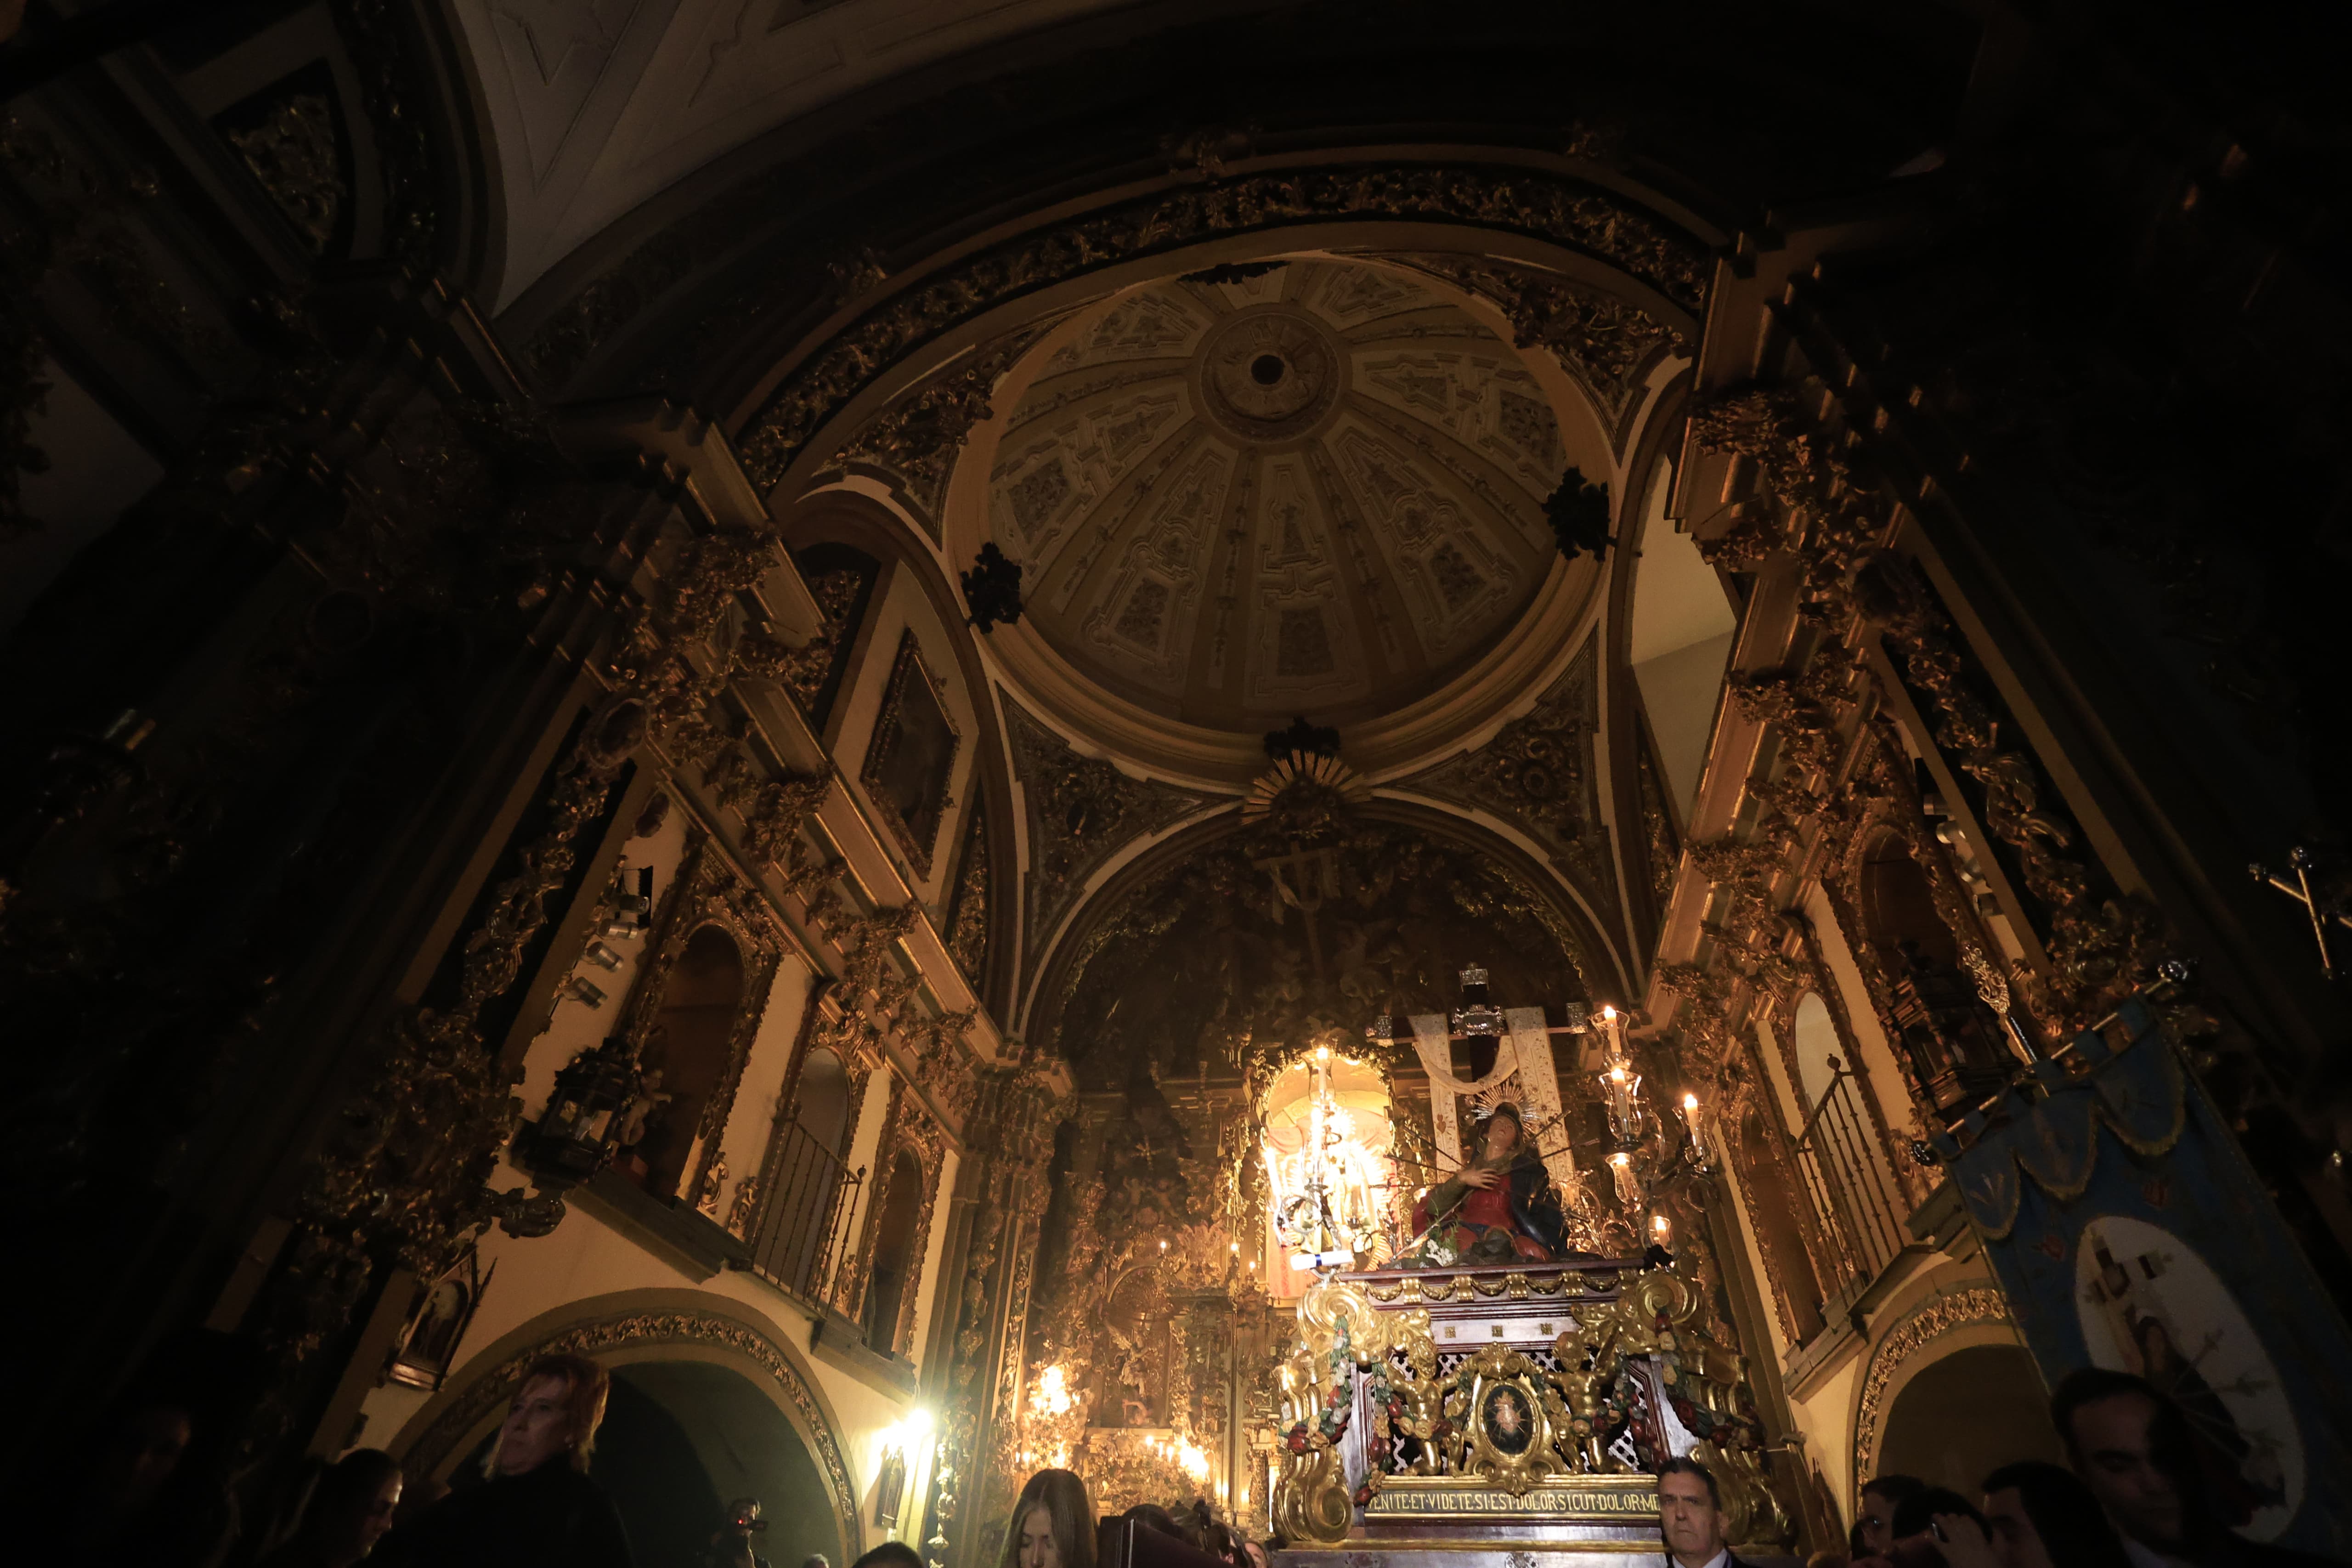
left=984, top=260, right=1575, bottom=732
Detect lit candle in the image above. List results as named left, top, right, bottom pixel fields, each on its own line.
left=1652, top=1212, right=1673, bottom=1244
left=1680, top=1091, right=1705, bottom=1152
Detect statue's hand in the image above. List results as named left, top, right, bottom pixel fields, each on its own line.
left=1460, top=1166, right=1499, bottom=1190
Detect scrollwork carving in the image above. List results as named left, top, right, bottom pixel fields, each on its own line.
left=1851, top=1287, right=2013, bottom=1482
left=1398, top=636, right=1617, bottom=911
left=1388, top=255, right=1683, bottom=417
left=224, top=92, right=345, bottom=255
left=724, top=166, right=1707, bottom=488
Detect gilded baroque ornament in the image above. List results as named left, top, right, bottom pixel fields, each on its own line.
left=224, top=92, right=346, bottom=255
left=1397, top=636, right=1618, bottom=911
left=1004, top=696, right=1217, bottom=977
left=1851, top=1287, right=2014, bottom=1481
left=1272, top=1265, right=1791, bottom=1544
left=831, top=320, right=1063, bottom=537
left=1386, top=254, right=1684, bottom=418
left=264, top=695, right=645, bottom=1369
left=1686, top=385, right=2179, bottom=1040
left=945, top=802, right=992, bottom=982
left=727, top=166, right=1708, bottom=489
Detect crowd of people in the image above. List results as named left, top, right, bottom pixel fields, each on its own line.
left=1775, top=1369, right=2339, bottom=1568
left=33, top=1340, right=2339, bottom=1568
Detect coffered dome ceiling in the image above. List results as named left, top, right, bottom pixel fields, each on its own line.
left=984, top=260, right=1583, bottom=733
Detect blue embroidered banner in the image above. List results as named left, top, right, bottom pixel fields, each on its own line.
left=1937, top=1001, right=2352, bottom=1554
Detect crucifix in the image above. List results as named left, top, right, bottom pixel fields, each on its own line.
left=1255, top=843, right=1340, bottom=983
left=2249, top=847, right=2351, bottom=980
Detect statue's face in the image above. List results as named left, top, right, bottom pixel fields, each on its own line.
left=1484, top=1117, right=1518, bottom=1161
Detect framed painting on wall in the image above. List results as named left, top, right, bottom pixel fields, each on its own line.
left=861, top=631, right=961, bottom=877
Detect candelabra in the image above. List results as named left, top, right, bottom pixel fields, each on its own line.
left=1589, top=1005, right=1715, bottom=1240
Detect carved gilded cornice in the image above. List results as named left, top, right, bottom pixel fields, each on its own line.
left=1849, top=1286, right=2013, bottom=1485
left=729, top=164, right=1707, bottom=493
left=1384, top=254, right=1684, bottom=420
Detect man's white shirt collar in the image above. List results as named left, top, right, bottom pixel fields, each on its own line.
left=1673, top=1548, right=1731, bottom=1568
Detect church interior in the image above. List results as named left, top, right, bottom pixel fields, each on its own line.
left=6, top=1, right=2352, bottom=1565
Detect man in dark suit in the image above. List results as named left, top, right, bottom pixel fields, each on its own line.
left=2051, top=1369, right=2341, bottom=1568
left=1659, top=1456, right=1750, bottom=1568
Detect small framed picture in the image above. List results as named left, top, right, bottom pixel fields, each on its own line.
left=387, top=1244, right=494, bottom=1392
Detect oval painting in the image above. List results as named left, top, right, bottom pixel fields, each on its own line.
left=1481, top=1383, right=1534, bottom=1456
left=2072, top=1214, right=2302, bottom=1540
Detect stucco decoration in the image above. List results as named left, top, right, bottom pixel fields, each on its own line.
left=1850, top=1286, right=2017, bottom=1485
left=1384, top=254, right=1683, bottom=420
left=1394, top=634, right=1619, bottom=917
left=1004, top=695, right=1219, bottom=986
left=986, top=260, right=1572, bottom=732
left=396, top=1305, right=861, bottom=1557
left=831, top=317, right=1065, bottom=538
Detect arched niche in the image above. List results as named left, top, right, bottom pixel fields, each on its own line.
left=1791, top=991, right=1841, bottom=1110
left=597, top=1360, right=844, bottom=1568
left=1858, top=831, right=1961, bottom=971
left=1875, top=1342, right=2063, bottom=1491
left=386, top=1293, right=862, bottom=1562
left=748, top=1042, right=859, bottom=1299
left=1736, top=1100, right=1826, bottom=1343
left=859, top=1149, right=928, bottom=1355
left=797, top=1046, right=853, bottom=1156
left=642, top=925, right=749, bottom=1200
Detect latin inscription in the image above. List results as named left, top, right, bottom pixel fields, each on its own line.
left=1366, top=1486, right=1660, bottom=1518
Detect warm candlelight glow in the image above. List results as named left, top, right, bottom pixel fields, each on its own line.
left=1682, top=1092, right=1698, bottom=1111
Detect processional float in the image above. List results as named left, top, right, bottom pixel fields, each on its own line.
left=1267, top=971, right=1795, bottom=1565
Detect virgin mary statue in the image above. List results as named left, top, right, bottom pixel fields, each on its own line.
left=1408, top=1103, right=1576, bottom=1264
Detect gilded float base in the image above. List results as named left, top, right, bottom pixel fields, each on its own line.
left=1272, top=1477, right=1799, bottom=1568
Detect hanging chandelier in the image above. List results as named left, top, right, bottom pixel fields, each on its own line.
left=1268, top=1044, right=1384, bottom=1271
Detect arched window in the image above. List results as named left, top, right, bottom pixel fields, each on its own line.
left=796, top=1047, right=852, bottom=1156
left=1791, top=991, right=1841, bottom=1110
left=1859, top=833, right=1961, bottom=969
left=639, top=926, right=746, bottom=1201
left=859, top=1150, right=927, bottom=1355
left=746, top=1045, right=859, bottom=1302
left=1779, top=991, right=1905, bottom=1296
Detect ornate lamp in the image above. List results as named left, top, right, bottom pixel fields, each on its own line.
left=521, top=1035, right=641, bottom=1184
